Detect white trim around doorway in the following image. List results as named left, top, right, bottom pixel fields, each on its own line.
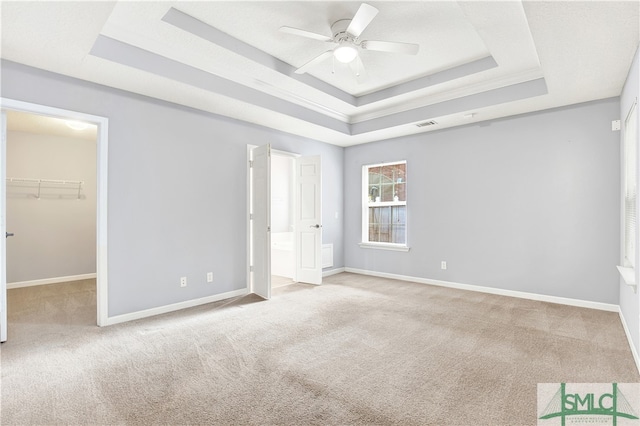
left=0, top=98, right=109, bottom=327
left=246, top=145, right=301, bottom=295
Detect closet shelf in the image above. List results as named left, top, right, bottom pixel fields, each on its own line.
left=7, top=177, right=84, bottom=185
left=7, top=177, right=84, bottom=200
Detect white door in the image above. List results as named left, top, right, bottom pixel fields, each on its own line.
left=295, top=155, right=322, bottom=285
left=251, top=144, right=271, bottom=299
left=1, top=111, right=7, bottom=342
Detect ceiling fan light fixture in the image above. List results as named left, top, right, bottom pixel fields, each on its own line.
left=333, top=44, right=358, bottom=63
left=283, top=3, right=418, bottom=78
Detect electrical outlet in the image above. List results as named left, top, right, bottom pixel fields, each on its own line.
left=180, top=277, right=187, bottom=287
left=441, top=261, right=447, bottom=270
left=207, top=272, right=213, bottom=283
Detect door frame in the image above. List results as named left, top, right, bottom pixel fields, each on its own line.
left=246, top=145, right=301, bottom=293
left=0, top=98, right=109, bottom=330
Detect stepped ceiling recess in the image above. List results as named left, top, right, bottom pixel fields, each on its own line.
left=1, top=1, right=639, bottom=146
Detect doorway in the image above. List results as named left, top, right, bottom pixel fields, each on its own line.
left=1, top=98, right=109, bottom=342
left=6, top=111, right=97, bottom=283
left=247, top=144, right=322, bottom=299
left=270, top=153, right=294, bottom=287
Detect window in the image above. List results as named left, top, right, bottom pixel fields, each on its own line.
left=623, top=101, right=638, bottom=269
left=360, top=161, right=408, bottom=250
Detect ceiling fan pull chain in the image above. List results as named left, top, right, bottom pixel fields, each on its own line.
left=332, top=55, right=335, bottom=74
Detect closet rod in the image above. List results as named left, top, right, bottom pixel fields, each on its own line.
left=7, top=177, right=84, bottom=200
left=7, top=178, right=84, bottom=185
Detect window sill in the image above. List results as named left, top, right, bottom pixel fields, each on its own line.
left=617, top=265, right=636, bottom=289
left=368, top=201, right=407, bottom=207
left=359, top=242, right=410, bottom=252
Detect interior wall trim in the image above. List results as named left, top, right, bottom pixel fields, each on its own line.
left=344, top=267, right=619, bottom=312
left=345, top=268, right=640, bottom=371
left=104, top=288, right=248, bottom=326
left=1, top=97, right=109, bottom=329
left=323, top=267, right=345, bottom=277
left=162, top=7, right=355, bottom=105
left=619, top=309, right=640, bottom=374
left=351, top=77, right=548, bottom=134
left=89, top=35, right=351, bottom=134
left=7, top=273, right=97, bottom=289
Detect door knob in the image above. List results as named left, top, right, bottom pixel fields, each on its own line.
left=6, top=232, right=14, bottom=238
left=309, top=224, right=322, bottom=229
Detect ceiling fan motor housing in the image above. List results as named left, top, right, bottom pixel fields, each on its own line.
left=331, top=19, right=356, bottom=43
left=284, top=4, right=418, bottom=76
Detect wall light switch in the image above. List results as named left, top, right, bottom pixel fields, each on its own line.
left=207, top=272, right=213, bottom=283
left=612, top=120, right=621, bottom=131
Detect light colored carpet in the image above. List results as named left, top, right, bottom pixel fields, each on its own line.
left=1, top=273, right=638, bottom=425
left=271, top=275, right=295, bottom=288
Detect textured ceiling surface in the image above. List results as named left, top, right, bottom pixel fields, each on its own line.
left=6, top=111, right=98, bottom=142
left=1, top=1, right=639, bottom=146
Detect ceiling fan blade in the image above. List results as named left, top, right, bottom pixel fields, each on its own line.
left=361, top=40, right=419, bottom=55
left=349, top=55, right=369, bottom=84
left=279, top=26, right=332, bottom=42
left=295, top=50, right=334, bottom=74
left=346, top=3, right=379, bottom=38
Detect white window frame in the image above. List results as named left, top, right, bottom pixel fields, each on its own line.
left=359, top=160, right=410, bottom=252
left=619, top=99, right=637, bottom=288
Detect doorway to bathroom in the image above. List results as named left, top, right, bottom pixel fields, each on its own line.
left=247, top=144, right=323, bottom=299
left=270, top=153, right=295, bottom=287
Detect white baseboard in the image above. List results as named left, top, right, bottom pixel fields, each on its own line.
left=323, top=267, right=345, bottom=278
left=104, top=288, right=248, bottom=326
left=619, top=309, right=640, bottom=374
left=8, top=273, right=97, bottom=289
left=344, top=268, right=619, bottom=312
left=106, top=268, right=343, bottom=327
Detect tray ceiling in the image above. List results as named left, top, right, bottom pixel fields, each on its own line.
left=1, top=1, right=638, bottom=146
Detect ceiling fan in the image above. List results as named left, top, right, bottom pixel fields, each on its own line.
left=279, top=3, right=419, bottom=81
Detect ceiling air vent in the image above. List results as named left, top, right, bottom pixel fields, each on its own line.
left=416, top=120, right=437, bottom=128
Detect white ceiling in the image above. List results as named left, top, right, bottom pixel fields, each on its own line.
left=6, top=110, right=97, bottom=142
left=1, top=1, right=638, bottom=147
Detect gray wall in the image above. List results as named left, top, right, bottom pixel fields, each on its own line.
left=1, top=60, right=344, bottom=317
left=6, top=130, right=96, bottom=283
left=0, top=58, right=624, bottom=318
left=345, top=98, right=621, bottom=304
left=620, top=44, right=640, bottom=355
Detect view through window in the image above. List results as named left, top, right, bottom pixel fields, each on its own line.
left=363, top=161, right=407, bottom=245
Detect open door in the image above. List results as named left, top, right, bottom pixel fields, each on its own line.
left=250, top=144, right=271, bottom=299
left=1, top=111, right=7, bottom=342
left=295, top=155, right=322, bottom=285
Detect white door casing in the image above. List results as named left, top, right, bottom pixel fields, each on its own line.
left=1, top=111, right=7, bottom=342
left=295, top=155, right=322, bottom=285
left=0, top=98, right=109, bottom=334
left=251, top=144, right=271, bottom=299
